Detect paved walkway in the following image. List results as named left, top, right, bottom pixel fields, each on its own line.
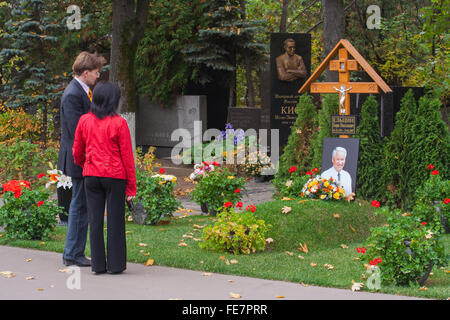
left=0, top=245, right=422, bottom=300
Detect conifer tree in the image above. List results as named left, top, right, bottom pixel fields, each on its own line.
left=379, top=89, right=420, bottom=209
left=356, top=95, right=383, bottom=200
left=0, top=0, right=61, bottom=147
left=273, top=93, right=317, bottom=187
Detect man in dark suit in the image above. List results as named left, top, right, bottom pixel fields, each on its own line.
left=58, top=52, right=106, bottom=267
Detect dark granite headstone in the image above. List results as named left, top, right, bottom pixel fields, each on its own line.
left=270, top=33, right=311, bottom=148
left=228, top=107, right=261, bottom=131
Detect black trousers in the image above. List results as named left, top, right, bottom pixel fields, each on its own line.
left=85, top=177, right=127, bottom=273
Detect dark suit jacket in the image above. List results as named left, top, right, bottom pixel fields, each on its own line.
left=57, top=79, right=92, bottom=179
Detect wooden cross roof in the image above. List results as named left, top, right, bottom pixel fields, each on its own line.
left=298, top=39, right=392, bottom=94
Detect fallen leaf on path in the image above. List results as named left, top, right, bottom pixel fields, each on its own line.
left=145, top=258, right=154, bottom=266
left=229, top=292, right=242, bottom=299
left=351, top=280, right=364, bottom=292
left=276, top=295, right=285, bottom=298
left=25, top=258, right=32, bottom=262
left=0, top=271, right=16, bottom=278
left=202, top=273, right=212, bottom=276
left=26, top=276, right=35, bottom=280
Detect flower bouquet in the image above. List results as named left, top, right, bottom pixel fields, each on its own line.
left=301, top=170, right=346, bottom=201
left=38, top=162, right=72, bottom=190
left=189, top=161, right=220, bottom=181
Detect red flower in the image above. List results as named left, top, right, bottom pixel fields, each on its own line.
left=246, top=204, right=256, bottom=213
left=224, top=202, right=233, bottom=208
left=369, top=257, right=382, bottom=266
left=236, top=201, right=243, bottom=208
left=371, top=200, right=380, bottom=208
left=234, top=188, right=241, bottom=193
left=37, top=173, right=46, bottom=179
left=421, top=222, right=428, bottom=226
left=356, top=246, right=367, bottom=254
left=427, top=164, right=434, bottom=170
left=288, top=166, right=297, bottom=173
left=305, top=171, right=313, bottom=176
left=159, top=168, right=166, bottom=174
left=444, top=199, right=450, bottom=204
left=37, top=201, right=44, bottom=207
left=431, top=170, right=439, bottom=175
left=312, top=168, right=319, bottom=173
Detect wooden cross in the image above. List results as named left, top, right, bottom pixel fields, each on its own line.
left=298, top=39, right=392, bottom=137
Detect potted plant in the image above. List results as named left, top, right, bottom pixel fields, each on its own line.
left=191, top=166, right=246, bottom=216
left=361, top=204, right=447, bottom=287
left=127, top=169, right=180, bottom=225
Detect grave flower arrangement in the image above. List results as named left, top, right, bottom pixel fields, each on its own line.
left=0, top=179, right=61, bottom=240
left=189, top=161, right=220, bottom=181
left=38, top=162, right=72, bottom=190
left=300, top=169, right=346, bottom=201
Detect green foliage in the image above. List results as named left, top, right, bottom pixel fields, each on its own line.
left=272, top=168, right=309, bottom=200
left=413, top=171, right=450, bottom=233
left=356, top=95, right=384, bottom=200
left=191, top=167, right=246, bottom=212
left=363, top=207, right=447, bottom=287
left=0, top=186, right=60, bottom=240
left=380, top=90, right=449, bottom=210
left=273, top=93, right=317, bottom=191
left=136, top=0, right=208, bottom=105
left=182, top=0, right=267, bottom=84
left=131, top=170, right=180, bottom=225
left=0, top=139, right=58, bottom=184
left=199, top=206, right=270, bottom=254
left=310, top=94, right=339, bottom=170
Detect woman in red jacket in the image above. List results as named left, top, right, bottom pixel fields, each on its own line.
left=73, top=81, right=136, bottom=274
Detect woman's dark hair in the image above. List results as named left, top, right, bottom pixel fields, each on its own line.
left=91, top=81, right=121, bottom=119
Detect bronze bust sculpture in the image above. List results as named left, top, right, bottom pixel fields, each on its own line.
left=276, top=38, right=307, bottom=82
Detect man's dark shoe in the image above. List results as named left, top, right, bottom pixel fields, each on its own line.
left=63, top=256, right=91, bottom=267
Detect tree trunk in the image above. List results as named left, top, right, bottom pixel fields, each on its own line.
left=240, top=0, right=256, bottom=108
left=279, top=0, right=289, bottom=32
left=110, top=0, right=149, bottom=113
left=322, top=0, right=345, bottom=82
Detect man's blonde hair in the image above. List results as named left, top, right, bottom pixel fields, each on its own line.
left=72, top=51, right=106, bottom=76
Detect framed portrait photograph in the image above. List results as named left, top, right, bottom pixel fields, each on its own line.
left=320, top=138, right=360, bottom=198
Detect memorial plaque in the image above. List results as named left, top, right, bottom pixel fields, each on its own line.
left=228, top=107, right=261, bottom=131
left=270, top=33, right=311, bottom=148
left=331, top=115, right=357, bottom=135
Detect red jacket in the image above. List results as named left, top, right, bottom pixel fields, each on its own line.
left=73, top=112, right=137, bottom=196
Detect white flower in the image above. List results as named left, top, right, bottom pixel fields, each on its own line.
left=57, top=174, right=72, bottom=189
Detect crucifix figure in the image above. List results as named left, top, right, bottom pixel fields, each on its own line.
left=333, top=85, right=352, bottom=115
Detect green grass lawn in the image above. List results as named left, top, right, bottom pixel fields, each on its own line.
left=1, top=199, right=448, bottom=299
